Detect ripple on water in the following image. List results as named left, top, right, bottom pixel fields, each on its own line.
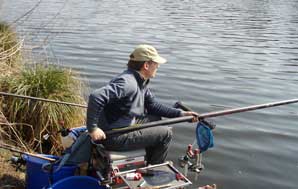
left=1, top=0, right=298, bottom=188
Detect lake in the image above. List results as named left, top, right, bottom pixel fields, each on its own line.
left=1, top=0, right=298, bottom=188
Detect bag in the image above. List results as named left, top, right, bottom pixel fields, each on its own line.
left=196, top=120, right=214, bottom=153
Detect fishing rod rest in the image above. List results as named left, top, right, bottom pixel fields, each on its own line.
left=178, top=144, right=204, bottom=174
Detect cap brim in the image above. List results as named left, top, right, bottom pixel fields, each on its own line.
left=152, top=56, right=167, bottom=64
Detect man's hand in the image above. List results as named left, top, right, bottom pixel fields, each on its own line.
left=89, top=128, right=106, bottom=141
left=181, top=111, right=199, bottom=122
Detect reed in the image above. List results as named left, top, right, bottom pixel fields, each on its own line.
left=0, top=64, right=86, bottom=154
left=0, top=22, right=21, bottom=145
left=0, top=22, right=22, bottom=76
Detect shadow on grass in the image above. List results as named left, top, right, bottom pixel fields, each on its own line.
left=0, top=152, right=25, bottom=189
left=0, top=174, right=25, bottom=189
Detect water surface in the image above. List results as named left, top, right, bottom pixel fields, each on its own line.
left=1, top=0, right=298, bottom=188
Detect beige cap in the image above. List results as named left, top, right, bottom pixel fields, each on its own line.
left=129, top=44, right=167, bottom=64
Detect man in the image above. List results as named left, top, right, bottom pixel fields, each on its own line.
left=87, top=44, right=198, bottom=165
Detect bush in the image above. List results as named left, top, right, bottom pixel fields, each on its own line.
left=0, top=64, right=86, bottom=154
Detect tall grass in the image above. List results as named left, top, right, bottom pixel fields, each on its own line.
left=0, top=22, right=22, bottom=74
left=0, top=22, right=22, bottom=147
left=0, top=65, right=86, bottom=154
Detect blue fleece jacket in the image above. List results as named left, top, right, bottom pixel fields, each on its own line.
left=86, top=68, right=182, bottom=132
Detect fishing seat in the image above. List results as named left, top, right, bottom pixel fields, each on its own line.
left=91, top=144, right=146, bottom=179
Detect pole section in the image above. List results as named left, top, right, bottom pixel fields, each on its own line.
left=106, top=98, right=298, bottom=136
left=0, top=92, right=87, bottom=108
left=0, top=143, right=56, bottom=162
left=199, top=98, right=298, bottom=118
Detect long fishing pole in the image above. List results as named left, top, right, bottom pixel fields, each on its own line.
left=1, top=91, right=297, bottom=135
left=0, top=92, right=87, bottom=108
left=0, top=142, right=56, bottom=162
left=106, top=98, right=298, bottom=136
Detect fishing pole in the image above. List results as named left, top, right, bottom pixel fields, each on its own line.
left=0, top=142, right=56, bottom=162
left=1, top=91, right=297, bottom=135
left=0, top=92, right=87, bottom=108
left=54, top=98, right=298, bottom=172
left=106, top=98, right=298, bottom=136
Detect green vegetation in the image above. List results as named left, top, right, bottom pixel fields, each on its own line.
left=0, top=22, right=86, bottom=155
left=0, top=21, right=86, bottom=189
left=1, top=65, right=86, bottom=154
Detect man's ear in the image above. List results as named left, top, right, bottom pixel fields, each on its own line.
left=143, top=61, right=150, bottom=70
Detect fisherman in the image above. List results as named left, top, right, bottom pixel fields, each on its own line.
left=87, top=44, right=198, bottom=165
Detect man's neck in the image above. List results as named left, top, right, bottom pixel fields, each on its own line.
left=137, top=70, right=149, bottom=80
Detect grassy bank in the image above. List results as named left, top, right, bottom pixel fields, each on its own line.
left=0, top=22, right=87, bottom=188
left=1, top=65, right=86, bottom=154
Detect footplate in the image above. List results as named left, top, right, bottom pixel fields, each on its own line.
left=114, top=161, right=192, bottom=189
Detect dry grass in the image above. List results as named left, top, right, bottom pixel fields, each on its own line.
left=0, top=64, right=86, bottom=154
left=0, top=109, right=26, bottom=189
left=0, top=110, right=25, bottom=189
left=0, top=149, right=25, bottom=189
left=0, top=21, right=86, bottom=189
left=0, top=23, right=86, bottom=155
left=0, top=22, right=23, bottom=77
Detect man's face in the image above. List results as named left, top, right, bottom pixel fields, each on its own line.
left=145, top=61, right=160, bottom=78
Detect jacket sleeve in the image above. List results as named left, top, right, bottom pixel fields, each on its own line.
left=86, top=78, right=126, bottom=132
left=144, top=88, right=182, bottom=118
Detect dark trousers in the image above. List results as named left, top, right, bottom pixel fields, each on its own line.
left=102, top=125, right=173, bottom=165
